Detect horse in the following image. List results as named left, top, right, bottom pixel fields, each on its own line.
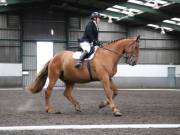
left=27, top=35, right=140, bottom=117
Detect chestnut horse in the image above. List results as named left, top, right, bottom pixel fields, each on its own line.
left=28, top=35, right=140, bottom=116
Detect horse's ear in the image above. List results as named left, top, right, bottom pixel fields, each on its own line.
left=136, top=35, right=140, bottom=42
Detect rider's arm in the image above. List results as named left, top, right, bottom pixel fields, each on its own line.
left=86, top=22, right=97, bottom=43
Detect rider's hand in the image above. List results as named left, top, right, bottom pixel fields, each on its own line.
left=93, top=40, right=102, bottom=47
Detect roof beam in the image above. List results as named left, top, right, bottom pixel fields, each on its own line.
left=102, top=10, right=180, bottom=32
left=102, top=10, right=125, bottom=18
left=159, top=22, right=180, bottom=31
left=121, top=16, right=180, bottom=31
left=118, top=2, right=180, bottom=19
left=164, top=0, right=180, bottom=4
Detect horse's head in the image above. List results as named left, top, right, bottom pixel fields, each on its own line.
left=124, top=35, right=140, bottom=66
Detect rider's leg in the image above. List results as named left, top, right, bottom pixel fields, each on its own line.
left=75, top=50, right=88, bottom=68
left=75, top=41, right=90, bottom=68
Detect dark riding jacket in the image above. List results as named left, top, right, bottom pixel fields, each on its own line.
left=80, top=20, right=98, bottom=44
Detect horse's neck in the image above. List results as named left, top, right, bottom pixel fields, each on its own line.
left=106, top=41, right=124, bottom=63
left=95, top=41, right=125, bottom=66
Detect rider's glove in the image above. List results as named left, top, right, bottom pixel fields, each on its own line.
left=93, top=40, right=102, bottom=47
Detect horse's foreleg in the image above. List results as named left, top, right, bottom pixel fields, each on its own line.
left=63, top=83, right=81, bottom=112
left=110, top=79, right=118, bottom=96
left=99, top=79, right=118, bottom=109
left=101, top=75, right=121, bottom=116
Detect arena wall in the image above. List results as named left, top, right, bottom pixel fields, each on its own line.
left=0, top=13, right=179, bottom=88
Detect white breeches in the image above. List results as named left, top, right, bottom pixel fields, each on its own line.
left=80, top=41, right=91, bottom=53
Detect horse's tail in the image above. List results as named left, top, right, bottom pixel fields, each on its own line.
left=27, top=61, right=50, bottom=94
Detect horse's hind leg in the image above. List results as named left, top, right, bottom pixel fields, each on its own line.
left=45, top=71, right=59, bottom=113
left=63, top=83, right=81, bottom=112
left=99, top=79, right=118, bottom=109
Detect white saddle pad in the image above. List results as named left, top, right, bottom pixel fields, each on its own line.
left=72, top=47, right=98, bottom=60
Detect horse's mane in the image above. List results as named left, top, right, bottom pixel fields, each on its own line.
left=105, top=37, right=126, bottom=46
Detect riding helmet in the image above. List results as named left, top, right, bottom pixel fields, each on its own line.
left=90, top=12, right=100, bottom=19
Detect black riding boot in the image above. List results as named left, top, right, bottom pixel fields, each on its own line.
left=75, top=51, right=88, bottom=68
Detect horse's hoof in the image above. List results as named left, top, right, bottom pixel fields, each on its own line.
left=113, top=111, right=122, bottom=117
left=46, top=108, right=61, bottom=114
left=75, top=105, right=81, bottom=112
left=47, top=110, right=61, bottom=114
left=54, top=111, right=62, bottom=114
left=99, top=101, right=106, bottom=109
left=76, top=109, right=82, bottom=112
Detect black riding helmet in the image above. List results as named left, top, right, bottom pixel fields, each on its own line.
left=90, top=12, right=100, bottom=20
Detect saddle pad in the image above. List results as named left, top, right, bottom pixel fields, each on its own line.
left=72, top=47, right=98, bottom=60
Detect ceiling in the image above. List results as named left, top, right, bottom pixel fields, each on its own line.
left=0, top=0, right=126, bottom=14
left=101, top=0, right=180, bottom=34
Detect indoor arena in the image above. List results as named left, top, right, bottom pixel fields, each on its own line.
left=0, top=0, right=179, bottom=134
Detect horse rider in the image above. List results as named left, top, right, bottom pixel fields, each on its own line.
left=75, top=12, right=101, bottom=68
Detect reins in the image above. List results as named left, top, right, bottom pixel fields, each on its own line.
left=100, top=46, right=121, bottom=56
left=100, top=40, right=137, bottom=58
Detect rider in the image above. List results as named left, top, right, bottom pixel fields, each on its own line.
left=75, top=12, right=101, bottom=68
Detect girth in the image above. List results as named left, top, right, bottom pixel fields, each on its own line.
left=87, top=60, right=93, bottom=81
